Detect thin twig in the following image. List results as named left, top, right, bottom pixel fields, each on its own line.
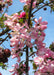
left=29, top=52, right=36, bottom=57
left=0, top=28, right=10, bottom=36
left=0, top=36, right=8, bottom=44
left=32, top=1, right=54, bottom=14
left=28, top=0, right=34, bottom=26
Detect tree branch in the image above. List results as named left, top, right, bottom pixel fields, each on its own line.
left=28, top=0, right=34, bottom=26
left=29, top=52, right=36, bottom=57
left=32, top=1, right=54, bottom=14
left=0, top=28, right=10, bottom=36
left=26, top=0, right=34, bottom=75
left=0, top=36, right=8, bottom=44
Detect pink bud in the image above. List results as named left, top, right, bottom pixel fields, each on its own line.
left=20, top=12, right=26, bottom=18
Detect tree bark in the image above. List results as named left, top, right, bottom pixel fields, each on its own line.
left=26, top=0, right=33, bottom=75
left=26, top=46, right=29, bottom=75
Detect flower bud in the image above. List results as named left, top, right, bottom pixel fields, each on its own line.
left=20, top=12, right=26, bottom=18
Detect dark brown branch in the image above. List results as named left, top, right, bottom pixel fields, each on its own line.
left=0, top=28, right=10, bottom=36
left=26, top=46, right=28, bottom=75
left=29, top=52, right=36, bottom=57
left=26, top=0, right=34, bottom=75
left=0, top=36, right=8, bottom=44
left=28, top=0, right=34, bottom=26
left=32, top=1, right=54, bottom=14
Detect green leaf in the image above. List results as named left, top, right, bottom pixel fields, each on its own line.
left=26, top=12, right=28, bottom=19
left=19, top=61, right=24, bottom=66
left=33, top=62, right=37, bottom=70
left=2, top=65, right=7, bottom=70
left=38, top=32, right=41, bottom=35
left=0, top=38, right=2, bottom=41
left=29, top=60, right=33, bottom=63
left=30, top=47, right=33, bottom=53
left=19, top=19, right=23, bottom=23
left=49, top=44, right=54, bottom=51
left=23, top=5, right=29, bottom=12
left=18, top=52, right=23, bottom=57
left=37, top=0, right=44, bottom=4
left=0, top=62, right=8, bottom=70
left=0, top=62, right=3, bottom=66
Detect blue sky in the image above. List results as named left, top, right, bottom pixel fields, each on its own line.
left=0, top=0, right=54, bottom=75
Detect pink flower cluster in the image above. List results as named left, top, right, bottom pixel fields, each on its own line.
left=34, top=55, right=54, bottom=74
left=4, top=13, right=48, bottom=52
left=9, top=63, right=26, bottom=75
left=3, top=0, right=54, bottom=75
left=4, top=12, right=49, bottom=74
left=34, top=19, right=54, bottom=75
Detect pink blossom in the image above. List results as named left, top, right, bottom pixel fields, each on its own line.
left=4, top=14, right=49, bottom=75
left=34, top=57, right=44, bottom=65
left=39, top=25, right=47, bottom=30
